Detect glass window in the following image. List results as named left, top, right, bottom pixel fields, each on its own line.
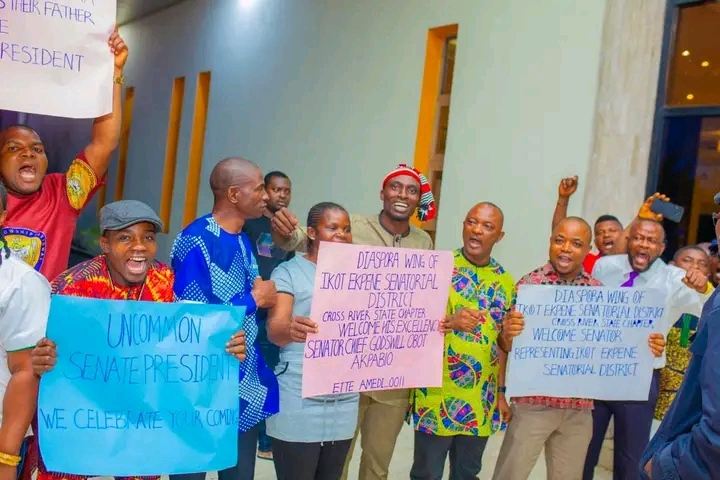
left=440, top=38, right=457, bottom=95
left=666, top=2, right=720, bottom=106
left=435, top=106, right=450, bottom=154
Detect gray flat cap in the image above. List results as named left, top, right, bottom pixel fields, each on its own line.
left=99, top=200, right=164, bottom=233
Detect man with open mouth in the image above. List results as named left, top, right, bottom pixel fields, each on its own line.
left=583, top=218, right=713, bottom=480
left=269, top=164, right=436, bottom=480
left=28, top=199, right=246, bottom=480
left=551, top=176, right=670, bottom=273
left=0, top=26, right=128, bottom=282
left=0, top=181, right=50, bottom=480
left=493, top=216, right=665, bottom=480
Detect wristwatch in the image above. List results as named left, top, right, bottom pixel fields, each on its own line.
left=498, top=386, right=507, bottom=394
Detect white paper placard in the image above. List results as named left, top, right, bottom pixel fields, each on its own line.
left=0, top=0, right=117, bottom=118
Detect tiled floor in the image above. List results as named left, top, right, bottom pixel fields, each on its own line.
left=238, top=424, right=612, bottom=479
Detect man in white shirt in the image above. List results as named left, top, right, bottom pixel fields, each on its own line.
left=0, top=181, right=51, bottom=480
left=582, top=218, right=711, bottom=480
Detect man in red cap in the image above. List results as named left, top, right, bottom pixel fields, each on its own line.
left=271, top=164, right=435, bottom=480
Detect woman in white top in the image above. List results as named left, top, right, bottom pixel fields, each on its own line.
left=266, top=202, right=358, bottom=480
left=0, top=181, right=51, bottom=480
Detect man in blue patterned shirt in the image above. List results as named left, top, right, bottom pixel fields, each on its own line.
left=170, top=157, right=279, bottom=480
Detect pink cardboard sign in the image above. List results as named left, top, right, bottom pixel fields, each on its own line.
left=301, top=242, right=453, bottom=398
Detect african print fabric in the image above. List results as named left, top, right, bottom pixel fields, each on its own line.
left=410, top=249, right=516, bottom=437
left=35, top=255, right=174, bottom=480
left=655, top=313, right=698, bottom=420
left=171, top=214, right=279, bottom=432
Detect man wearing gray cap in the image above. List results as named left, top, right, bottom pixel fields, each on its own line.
left=28, top=200, right=248, bottom=480
left=639, top=193, right=720, bottom=479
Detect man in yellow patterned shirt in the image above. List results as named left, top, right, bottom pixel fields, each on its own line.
left=410, top=202, right=517, bottom=479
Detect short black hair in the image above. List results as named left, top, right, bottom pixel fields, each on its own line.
left=595, top=215, right=622, bottom=228
left=306, top=202, right=348, bottom=249
left=674, top=245, right=708, bottom=261
left=554, top=215, right=592, bottom=236
left=0, top=124, right=39, bottom=145
left=264, top=171, right=290, bottom=186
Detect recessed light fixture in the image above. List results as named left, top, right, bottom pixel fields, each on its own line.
left=682, top=50, right=690, bottom=56
left=687, top=94, right=695, bottom=100
left=702, top=61, right=710, bottom=67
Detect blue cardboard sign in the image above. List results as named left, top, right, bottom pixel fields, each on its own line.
left=38, top=296, right=245, bottom=476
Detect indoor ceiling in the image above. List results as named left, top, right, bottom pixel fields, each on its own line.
left=116, top=0, right=189, bottom=25
left=666, top=2, right=720, bottom=107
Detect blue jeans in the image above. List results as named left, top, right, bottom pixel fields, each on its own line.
left=258, top=420, right=272, bottom=452
left=169, top=425, right=260, bottom=480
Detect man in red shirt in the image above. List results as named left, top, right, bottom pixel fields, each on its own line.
left=551, top=176, right=669, bottom=273
left=0, top=27, right=129, bottom=281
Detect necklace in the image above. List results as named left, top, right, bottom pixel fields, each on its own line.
left=107, top=271, right=146, bottom=301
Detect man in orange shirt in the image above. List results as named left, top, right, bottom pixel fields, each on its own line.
left=0, top=26, right=128, bottom=281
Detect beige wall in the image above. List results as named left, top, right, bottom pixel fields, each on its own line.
left=583, top=0, right=667, bottom=228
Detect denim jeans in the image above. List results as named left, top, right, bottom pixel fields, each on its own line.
left=258, top=420, right=272, bottom=452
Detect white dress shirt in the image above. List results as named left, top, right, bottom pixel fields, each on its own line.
left=0, top=254, right=51, bottom=430
left=592, top=254, right=711, bottom=369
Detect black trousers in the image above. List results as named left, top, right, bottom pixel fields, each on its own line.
left=583, top=370, right=660, bottom=480
left=410, top=430, right=490, bottom=480
left=169, top=425, right=259, bottom=480
left=272, top=437, right=352, bottom=480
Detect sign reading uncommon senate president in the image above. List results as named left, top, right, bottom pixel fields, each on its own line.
left=302, top=243, right=453, bottom=398
left=507, top=285, right=664, bottom=401
left=38, top=297, right=245, bottom=477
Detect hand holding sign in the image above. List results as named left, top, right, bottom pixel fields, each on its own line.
left=648, top=333, right=666, bottom=357
left=502, top=311, right=525, bottom=337
left=108, top=26, right=128, bottom=70
left=290, top=316, right=318, bottom=343
left=225, top=330, right=247, bottom=361
left=439, top=316, right=453, bottom=334
left=31, top=338, right=57, bottom=376
left=683, top=267, right=709, bottom=293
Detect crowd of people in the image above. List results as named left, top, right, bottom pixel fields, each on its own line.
left=0, top=28, right=717, bottom=480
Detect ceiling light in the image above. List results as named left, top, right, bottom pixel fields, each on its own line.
left=687, top=94, right=695, bottom=100
left=682, top=50, right=690, bottom=56
left=702, top=61, right=710, bottom=67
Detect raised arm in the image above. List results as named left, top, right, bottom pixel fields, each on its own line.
left=552, top=176, right=578, bottom=230
left=0, top=272, right=50, bottom=463
left=82, top=26, right=129, bottom=179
